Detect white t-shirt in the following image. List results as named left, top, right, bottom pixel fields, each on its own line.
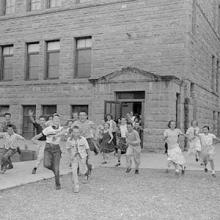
left=0, top=132, right=24, bottom=149
left=42, top=125, right=63, bottom=145
left=164, top=129, right=182, bottom=148
left=199, top=133, right=216, bottom=146
left=120, top=125, right=128, bottom=138
left=66, top=136, right=89, bottom=159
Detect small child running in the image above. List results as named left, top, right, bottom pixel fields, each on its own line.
left=66, top=126, right=91, bottom=193
left=164, top=120, right=186, bottom=175
left=197, top=125, right=220, bottom=177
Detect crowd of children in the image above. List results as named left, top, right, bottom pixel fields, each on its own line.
left=0, top=111, right=219, bottom=194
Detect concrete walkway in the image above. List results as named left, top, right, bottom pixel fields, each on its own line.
left=1, top=144, right=220, bottom=191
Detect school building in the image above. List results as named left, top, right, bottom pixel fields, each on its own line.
left=0, top=0, right=220, bottom=151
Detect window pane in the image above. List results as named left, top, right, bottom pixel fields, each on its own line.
left=72, top=105, right=88, bottom=115
left=28, top=43, right=39, bottom=53
left=3, top=46, right=13, bottom=55
left=0, top=106, right=9, bottom=117
left=3, top=57, right=13, bottom=80
left=47, top=41, right=60, bottom=51
left=29, top=54, right=40, bottom=67
left=5, top=0, right=15, bottom=14
left=77, top=49, right=91, bottom=64
left=42, top=105, right=57, bottom=117
left=31, top=0, right=41, bottom=10
left=23, top=106, right=36, bottom=139
left=47, top=52, right=59, bottom=78
left=76, top=38, right=92, bottom=49
left=77, top=64, right=91, bottom=78
left=49, top=0, right=62, bottom=8
left=85, top=38, right=92, bottom=48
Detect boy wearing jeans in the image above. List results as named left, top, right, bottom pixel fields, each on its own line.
left=66, top=126, right=90, bottom=193
left=125, top=122, right=141, bottom=174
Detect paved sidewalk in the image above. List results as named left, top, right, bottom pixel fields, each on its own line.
left=1, top=144, right=220, bottom=191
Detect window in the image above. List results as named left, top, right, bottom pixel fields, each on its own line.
left=218, top=112, right=220, bottom=136
left=23, top=106, right=36, bottom=139
left=213, top=111, right=217, bottom=133
left=47, top=0, right=62, bottom=8
left=46, top=41, right=60, bottom=79
left=5, top=0, right=15, bottom=14
left=72, top=105, right=88, bottom=116
left=28, top=0, right=41, bottom=11
left=76, top=37, right=92, bottom=78
left=26, top=42, right=40, bottom=80
left=218, top=5, right=220, bottom=35
left=42, top=105, right=57, bottom=119
left=211, top=55, right=215, bottom=91
left=0, top=105, right=9, bottom=117
left=217, top=59, right=219, bottom=93
left=1, top=45, right=13, bottom=81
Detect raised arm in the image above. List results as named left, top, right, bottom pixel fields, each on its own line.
left=28, top=109, right=36, bottom=124
left=15, top=134, right=26, bottom=141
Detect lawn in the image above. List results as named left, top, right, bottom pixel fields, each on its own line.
left=0, top=168, right=219, bottom=220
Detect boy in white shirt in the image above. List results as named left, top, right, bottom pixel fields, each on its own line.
left=66, top=126, right=90, bottom=193
left=32, top=113, right=64, bottom=190
left=198, top=126, right=220, bottom=177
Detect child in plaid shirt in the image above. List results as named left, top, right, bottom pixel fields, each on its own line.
left=66, top=126, right=91, bottom=193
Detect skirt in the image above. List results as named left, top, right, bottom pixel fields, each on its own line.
left=201, top=145, right=215, bottom=161
left=168, top=145, right=185, bottom=166
left=188, top=140, right=201, bottom=155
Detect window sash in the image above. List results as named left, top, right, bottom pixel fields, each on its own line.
left=3, top=56, right=13, bottom=80
left=46, top=51, right=59, bottom=79
left=76, top=38, right=92, bottom=49
left=28, top=43, right=40, bottom=53
left=5, top=0, right=15, bottom=14
left=27, top=54, right=40, bottom=80
left=47, top=41, right=60, bottom=51
left=49, top=0, right=62, bottom=8
left=76, top=49, right=91, bottom=78
left=30, top=0, right=41, bottom=11
left=3, top=46, right=13, bottom=56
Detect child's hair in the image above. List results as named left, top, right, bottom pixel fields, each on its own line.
left=4, top=112, right=11, bottom=117
left=53, top=113, right=60, bottom=118
left=6, top=124, right=14, bottom=129
left=202, top=125, right=210, bottom=130
left=127, top=122, right=133, bottom=127
left=168, top=120, right=176, bottom=128
left=191, top=120, right=198, bottom=126
left=39, top=115, right=46, bottom=120
left=72, top=125, right=79, bottom=130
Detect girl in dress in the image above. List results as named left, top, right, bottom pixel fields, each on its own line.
left=186, top=120, right=201, bottom=162
left=100, top=122, right=115, bottom=164
left=105, top=114, right=117, bottom=147
left=115, top=118, right=128, bottom=167
left=197, top=126, right=220, bottom=177
left=164, top=120, right=186, bottom=175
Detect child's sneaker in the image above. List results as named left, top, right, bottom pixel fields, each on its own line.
left=211, top=171, right=216, bottom=177
left=181, top=166, right=186, bottom=175
left=135, top=169, right=139, bottom=174
left=74, top=186, right=79, bottom=193
left=115, top=162, right=121, bottom=167
left=126, top=168, right=131, bottom=173
left=204, top=168, right=208, bottom=173
left=55, top=185, right=61, bottom=190
left=32, top=167, right=37, bottom=174
left=175, top=169, right=180, bottom=176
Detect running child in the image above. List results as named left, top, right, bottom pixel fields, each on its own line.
left=66, top=126, right=91, bottom=193
left=164, top=120, right=186, bottom=175
left=125, top=122, right=141, bottom=174
left=186, top=120, right=201, bottom=162
left=32, top=113, right=64, bottom=190
left=197, top=125, right=220, bottom=177
left=115, top=118, right=128, bottom=167
left=99, top=122, right=115, bottom=164
left=0, top=125, right=26, bottom=174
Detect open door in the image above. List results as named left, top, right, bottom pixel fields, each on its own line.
left=104, top=101, right=121, bottom=121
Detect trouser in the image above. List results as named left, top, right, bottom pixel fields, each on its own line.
left=126, top=146, right=141, bottom=170
left=1, top=148, right=17, bottom=170
left=86, top=138, right=99, bottom=154
left=44, top=143, right=62, bottom=187
left=71, top=154, right=88, bottom=189
left=35, top=141, right=45, bottom=168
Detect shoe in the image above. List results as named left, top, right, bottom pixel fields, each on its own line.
left=135, top=169, right=139, bottom=174
left=55, top=185, right=61, bottom=190
left=204, top=168, right=208, bottom=173
left=32, top=167, right=37, bottom=174
left=175, top=170, right=180, bottom=176
left=17, top=147, right=21, bottom=155
left=212, top=173, right=216, bottom=178
left=165, top=169, right=169, bottom=173
left=195, top=158, right=199, bottom=162
left=115, top=162, right=121, bottom=167
left=181, top=167, right=186, bottom=175
left=74, top=186, right=79, bottom=193
left=101, top=161, right=107, bottom=165
left=126, top=168, right=131, bottom=173
left=7, top=164, right=13, bottom=170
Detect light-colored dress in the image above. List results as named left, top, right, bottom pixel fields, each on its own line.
left=186, top=127, right=201, bottom=154
left=164, top=129, right=185, bottom=165
left=199, top=133, right=216, bottom=161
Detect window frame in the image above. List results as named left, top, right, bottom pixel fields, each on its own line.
left=45, top=40, right=60, bottom=80
left=26, top=42, right=40, bottom=80
left=75, top=37, right=92, bottom=79
left=28, top=0, right=41, bottom=11
left=5, top=0, right=15, bottom=15
left=1, top=45, right=14, bottom=81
